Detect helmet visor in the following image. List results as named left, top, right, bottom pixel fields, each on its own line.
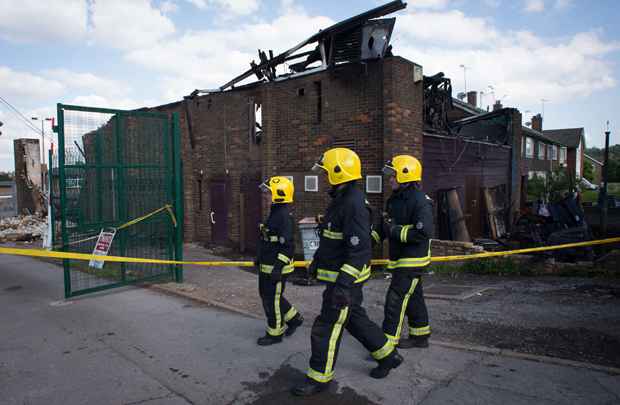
left=311, top=154, right=325, bottom=172
left=382, top=161, right=397, bottom=177
left=259, top=179, right=271, bottom=193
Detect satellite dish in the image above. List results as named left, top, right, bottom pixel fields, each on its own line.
left=525, top=122, right=532, bottom=127
left=457, top=92, right=466, bottom=100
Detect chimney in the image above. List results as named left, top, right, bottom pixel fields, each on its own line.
left=493, top=100, right=503, bottom=111
left=466, top=91, right=477, bottom=107
left=531, top=113, right=543, bottom=132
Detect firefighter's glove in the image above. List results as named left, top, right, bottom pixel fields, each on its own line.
left=382, top=217, right=395, bottom=239
left=307, top=260, right=318, bottom=279
left=271, top=261, right=284, bottom=282
left=331, top=285, right=351, bottom=310
left=315, top=214, right=324, bottom=224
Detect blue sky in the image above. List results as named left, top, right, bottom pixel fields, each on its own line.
left=1, top=0, right=619, bottom=171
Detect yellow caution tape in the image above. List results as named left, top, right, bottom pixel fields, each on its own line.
left=1, top=237, right=619, bottom=267
left=54, top=204, right=178, bottom=249
left=117, top=204, right=177, bottom=230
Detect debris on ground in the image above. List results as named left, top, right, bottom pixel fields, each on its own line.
left=0, top=215, right=47, bottom=242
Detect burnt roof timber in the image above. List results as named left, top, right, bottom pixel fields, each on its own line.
left=217, top=0, right=407, bottom=91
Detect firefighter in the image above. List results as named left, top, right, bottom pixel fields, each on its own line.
left=292, top=148, right=403, bottom=397
left=372, top=155, right=433, bottom=349
left=255, top=176, right=304, bottom=346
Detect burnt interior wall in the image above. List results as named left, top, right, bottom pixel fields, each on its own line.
left=422, top=135, right=511, bottom=239
left=13, top=138, right=42, bottom=215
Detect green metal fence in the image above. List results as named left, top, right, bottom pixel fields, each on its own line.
left=52, top=104, right=183, bottom=298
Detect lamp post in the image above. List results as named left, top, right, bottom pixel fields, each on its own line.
left=541, top=98, right=549, bottom=119
left=31, top=117, right=54, bottom=166
left=459, top=64, right=468, bottom=94
left=601, top=121, right=611, bottom=237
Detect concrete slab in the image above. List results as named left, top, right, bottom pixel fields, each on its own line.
left=425, top=284, right=496, bottom=300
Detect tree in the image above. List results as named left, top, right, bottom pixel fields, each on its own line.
left=583, top=160, right=594, bottom=182
left=0, top=171, right=14, bottom=181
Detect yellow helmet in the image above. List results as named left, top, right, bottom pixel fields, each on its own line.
left=383, top=155, right=422, bottom=183
left=312, top=147, right=362, bottom=185
left=259, top=176, right=294, bottom=203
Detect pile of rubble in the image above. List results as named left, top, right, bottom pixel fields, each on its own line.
left=0, top=215, right=47, bottom=242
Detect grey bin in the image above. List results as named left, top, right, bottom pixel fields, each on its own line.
left=298, top=217, right=319, bottom=261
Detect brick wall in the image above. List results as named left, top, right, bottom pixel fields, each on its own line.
left=263, top=60, right=388, bottom=221
left=152, top=56, right=424, bottom=251
left=382, top=57, right=424, bottom=211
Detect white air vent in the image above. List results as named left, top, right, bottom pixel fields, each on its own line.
left=305, top=175, right=318, bottom=192
left=366, top=175, right=382, bottom=194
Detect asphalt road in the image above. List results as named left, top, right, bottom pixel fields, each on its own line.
left=1, top=255, right=619, bottom=404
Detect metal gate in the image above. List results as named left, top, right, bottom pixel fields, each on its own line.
left=51, top=104, right=183, bottom=298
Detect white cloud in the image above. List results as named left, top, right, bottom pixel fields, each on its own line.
left=524, top=0, right=545, bottom=12
left=393, top=9, right=619, bottom=110
left=160, top=0, right=179, bottom=13
left=397, top=10, right=498, bottom=46
left=185, top=0, right=260, bottom=15
left=0, top=0, right=87, bottom=43
left=0, top=67, right=65, bottom=100
left=409, top=0, right=449, bottom=9
left=89, top=0, right=176, bottom=49
left=43, top=69, right=130, bottom=99
left=126, top=10, right=333, bottom=95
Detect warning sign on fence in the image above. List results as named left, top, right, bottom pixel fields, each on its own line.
left=89, top=229, right=117, bottom=269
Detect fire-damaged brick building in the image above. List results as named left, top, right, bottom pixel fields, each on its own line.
left=147, top=1, right=551, bottom=251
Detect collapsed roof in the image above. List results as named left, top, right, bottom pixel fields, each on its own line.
left=190, top=1, right=407, bottom=95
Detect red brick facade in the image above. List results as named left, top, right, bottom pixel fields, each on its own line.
left=155, top=56, right=424, bottom=251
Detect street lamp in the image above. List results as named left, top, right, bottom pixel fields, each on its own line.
left=459, top=64, right=468, bottom=94
left=601, top=121, right=611, bottom=237
left=31, top=116, right=54, bottom=166
left=541, top=98, right=549, bottom=119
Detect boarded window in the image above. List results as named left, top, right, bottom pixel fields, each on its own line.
left=366, top=175, right=382, bottom=193
left=305, top=175, right=318, bottom=192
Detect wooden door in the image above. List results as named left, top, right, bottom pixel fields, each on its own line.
left=209, top=181, right=228, bottom=244
left=465, top=176, right=482, bottom=238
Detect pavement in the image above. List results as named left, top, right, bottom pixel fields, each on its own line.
left=165, top=244, right=620, bottom=368
left=2, top=252, right=620, bottom=404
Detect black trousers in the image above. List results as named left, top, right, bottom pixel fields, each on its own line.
left=258, top=272, right=299, bottom=337
left=307, top=283, right=395, bottom=384
left=382, top=270, right=430, bottom=344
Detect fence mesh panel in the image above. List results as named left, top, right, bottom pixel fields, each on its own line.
left=53, top=105, right=181, bottom=297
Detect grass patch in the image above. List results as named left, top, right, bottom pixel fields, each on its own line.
left=582, top=190, right=599, bottom=203
left=431, top=257, right=525, bottom=276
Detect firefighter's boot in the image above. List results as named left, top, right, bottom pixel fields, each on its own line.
left=291, top=378, right=330, bottom=396
left=285, top=314, right=304, bottom=337
left=398, top=336, right=429, bottom=349
left=256, top=334, right=283, bottom=346
left=370, top=352, right=404, bottom=379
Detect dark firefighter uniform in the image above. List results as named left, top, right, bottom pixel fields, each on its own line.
left=372, top=155, right=434, bottom=348
left=293, top=148, right=402, bottom=397
left=256, top=177, right=303, bottom=346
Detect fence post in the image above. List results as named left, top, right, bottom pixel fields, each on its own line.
left=57, top=104, right=71, bottom=298
left=172, top=113, right=184, bottom=283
